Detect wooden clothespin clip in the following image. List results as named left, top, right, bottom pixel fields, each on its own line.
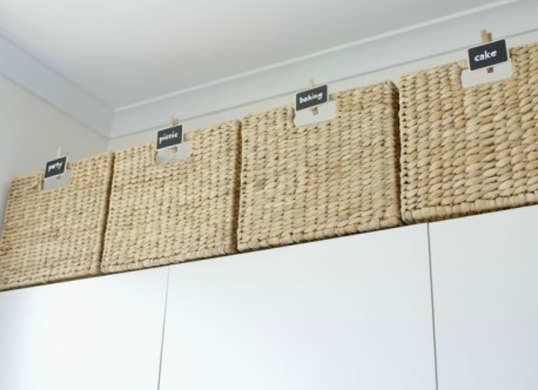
left=308, top=79, right=319, bottom=115
left=168, top=115, right=180, bottom=152
left=155, top=115, right=184, bottom=164
left=168, top=115, right=179, bottom=128
left=155, top=114, right=189, bottom=164
left=55, top=146, right=66, bottom=180
left=481, top=29, right=494, bottom=74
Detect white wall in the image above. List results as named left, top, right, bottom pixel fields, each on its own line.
left=108, top=29, right=538, bottom=151
left=110, top=1, right=538, bottom=137
left=0, top=73, right=108, bottom=226
left=0, top=34, right=112, bottom=137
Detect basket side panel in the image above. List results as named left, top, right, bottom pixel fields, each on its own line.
left=0, top=153, right=113, bottom=290
left=400, top=43, right=538, bottom=223
left=238, top=82, right=401, bottom=251
left=101, top=121, right=241, bottom=273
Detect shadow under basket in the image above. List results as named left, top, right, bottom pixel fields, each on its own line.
left=100, top=120, right=241, bottom=273
left=399, top=42, right=538, bottom=223
left=237, top=81, right=401, bottom=252
left=0, top=153, right=113, bottom=290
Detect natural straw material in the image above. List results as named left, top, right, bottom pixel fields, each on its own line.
left=101, top=120, right=241, bottom=273
left=400, top=42, right=538, bottom=223
left=238, top=82, right=401, bottom=251
left=0, top=153, right=113, bottom=290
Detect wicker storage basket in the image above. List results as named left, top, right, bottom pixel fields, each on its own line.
left=400, top=42, right=538, bottom=223
left=0, top=153, right=113, bottom=290
left=101, top=120, right=241, bottom=273
left=238, top=82, right=401, bottom=251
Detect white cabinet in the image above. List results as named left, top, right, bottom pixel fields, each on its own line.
left=0, top=267, right=168, bottom=390
left=5, top=205, right=534, bottom=390
left=429, top=206, right=538, bottom=390
left=160, top=225, right=436, bottom=390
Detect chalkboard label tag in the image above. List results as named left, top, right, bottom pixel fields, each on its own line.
left=156, top=125, right=183, bottom=151
left=44, top=156, right=68, bottom=179
left=468, top=39, right=509, bottom=71
left=296, top=85, right=328, bottom=111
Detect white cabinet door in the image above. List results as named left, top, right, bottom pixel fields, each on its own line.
left=430, top=206, right=538, bottom=390
left=0, top=267, right=168, bottom=390
left=160, top=225, right=435, bottom=390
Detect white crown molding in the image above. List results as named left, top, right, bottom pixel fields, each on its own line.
left=110, top=0, right=538, bottom=138
left=0, top=33, right=112, bottom=138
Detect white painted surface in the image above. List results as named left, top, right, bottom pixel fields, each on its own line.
left=2, top=1, right=536, bottom=136
left=461, top=58, right=513, bottom=88
left=0, top=267, right=168, bottom=390
left=0, top=0, right=498, bottom=107
left=293, top=100, right=336, bottom=127
left=109, top=27, right=538, bottom=148
left=0, top=73, right=108, bottom=228
left=160, top=225, right=435, bottom=390
left=109, top=1, right=538, bottom=137
left=430, top=206, right=538, bottom=390
left=0, top=33, right=112, bottom=136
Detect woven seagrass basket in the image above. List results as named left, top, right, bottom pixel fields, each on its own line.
left=400, top=42, right=538, bottom=223
left=101, top=120, right=241, bottom=273
left=0, top=153, right=113, bottom=290
left=238, top=82, right=401, bottom=251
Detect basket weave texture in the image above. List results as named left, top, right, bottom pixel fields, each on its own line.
left=101, top=120, right=241, bottom=273
left=238, top=82, right=401, bottom=251
left=0, top=153, right=113, bottom=290
left=400, top=43, right=538, bottom=223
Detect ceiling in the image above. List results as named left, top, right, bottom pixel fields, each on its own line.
left=0, top=0, right=502, bottom=110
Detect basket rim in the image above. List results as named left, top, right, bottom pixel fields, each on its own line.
left=112, top=119, right=241, bottom=155
left=242, top=80, right=398, bottom=122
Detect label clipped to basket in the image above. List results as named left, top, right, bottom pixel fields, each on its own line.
left=468, top=39, right=509, bottom=71
left=44, top=156, right=68, bottom=179
left=296, top=85, right=328, bottom=111
left=156, top=125, right=183, bottom=150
